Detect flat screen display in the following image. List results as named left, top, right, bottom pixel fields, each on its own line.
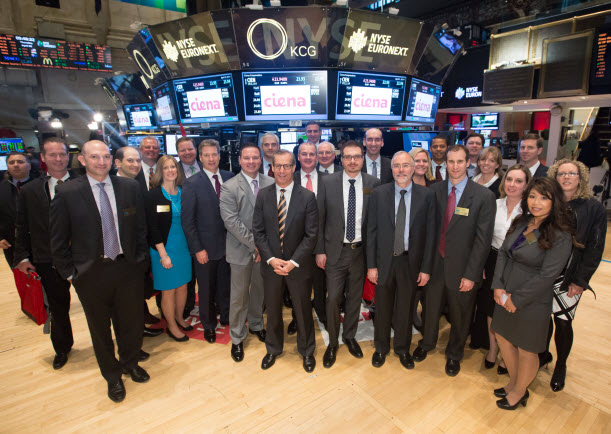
left=0, top=137, right=25, bottom=153
left=0, top=156, right=6, bottom=171
left=471, top=113, right=499, bottom=130
left=242, top=70, right=328, bottom=121
left=173, top=73, right=239, bottom=124
left=336, top=71, right=406, bottom=121
left=152, top=82, right=178, bottom=126
left=125, top=134, right=165, bottom=154
left=281, top=132, right=297, bottom=144
left=404, top=78, right=441, bottom=124
left=165, top=134, right=205, bottom=155
left=434, top=30, right=462, bottom=55
left=124, top=103, right=158, bottom=131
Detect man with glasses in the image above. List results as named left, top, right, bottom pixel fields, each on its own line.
left=361, top=128, right=392, bottom=184
left=317, top=141, right=342, bottom=174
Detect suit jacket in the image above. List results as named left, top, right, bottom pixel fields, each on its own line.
left=252, top=183, right=318, bottom=278
left=0, top=176, right=34, bottom=265
left=220, top=172, right=275, bottom=265
left=316, top=163, right=343, bottom=174
left=145, top=185, right=182, bottom=248
left=14, top=172, right=79, bottom=266
left=430, top=179, right=496, bottom=289
left=135, top=169, right=148, bottom=194
left=177, top=160, right=203, bottom=179
left=181, top=169, right=235, bottom=259
left=533, top=163, right=549, bottom=179
left=293, top=169, right=327, bottom=197
left=315, top=172, right=380, bottom=266
left=361, top=155, right=393, bottom=184
left=49, top=175, right=148, bottom=281
left=367, top=182, right=436, bottom=286
left=259, top=160, right=274, bottom=176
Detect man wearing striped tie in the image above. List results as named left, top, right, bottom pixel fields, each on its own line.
left=135, top=137, right=161, bottom=192
left=253, top=150, right=319, bottom=373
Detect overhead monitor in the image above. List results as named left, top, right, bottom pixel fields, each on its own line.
left=242, top=70, right=328, bottom=121
left=165, top=134, right=205, bottom=155
left=123, top=103, right=158, bottom=131
left=336, top=71, right=406, bottom=121
left=173, top=73, right=239, bottom=124
left=0, top=137, right=25, bottom=153
left=434, top=30, right=462, bottom=55
left=471, top=113, right=499, bottom=130
left=281, top=131, right=297, bottom=144
left=0, top=156, right=6, bottom=171
left=125, top=134, right=165, bottom=154
left=404, top=77, right=441, bottom=124
left=106, top=73, right=150, bottom=105
left=152, top=81, right=178, bottom=126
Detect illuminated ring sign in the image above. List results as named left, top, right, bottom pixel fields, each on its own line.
left=133, top=49, right=155, bottom=80
left=247, top=18, right=288, bottom=60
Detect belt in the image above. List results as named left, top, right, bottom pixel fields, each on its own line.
left=342, top=242, right=363, bottom=249
left=393, top=251, right=408, bottom=257
left=101, top=254, right=125, bottom=263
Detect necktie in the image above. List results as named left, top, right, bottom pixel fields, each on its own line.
left=267, top=164, right=274, bottom=178
left=212, top=174, right=221, bottom=198
left=148, top=167, right=154, bottom=191
left=16, top=181, right=22, bottom=191
left=51, top=179, right=63, bottom=200
left=278, top=189, right=287, bottom=251
left=97, top=183, right=120, bottom=260
left=372, top=161, right=378, bottom=179
left=438, top=186, right=456, bottom=258
left=252, top=179, right=259, bottom=197
left=346, top=179, right=356, bottom=242
left=394, top=190, right=407, bottom=255
left=305, top=173, right=313, bottom=192
left=435, top=165, right=443, bottom=182
left=190, top=166, right=195, bottom=176
left=325, top=169, right=329, bottom=173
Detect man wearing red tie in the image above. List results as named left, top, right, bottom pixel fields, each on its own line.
left=258, top=133, right=279, bottom=177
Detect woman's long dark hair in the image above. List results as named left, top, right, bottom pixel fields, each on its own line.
left=508, top=177, right=576, bottom=250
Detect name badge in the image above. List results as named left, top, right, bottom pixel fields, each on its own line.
left=156, top=205, right=170, bottom=213
left=454, top=207, right=469, bottom=216
left=363, top=188, right=372, bottom=195
left=124, top=207, right=136, bottom=216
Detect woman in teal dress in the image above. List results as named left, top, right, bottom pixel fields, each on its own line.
left=146, top=155, right=192, bottom=342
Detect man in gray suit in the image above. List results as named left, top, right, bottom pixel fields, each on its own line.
left=220, top=144, right=274, bottom=362
left=316, top=141, right=380, bottom=368
left=412, top=145, right=496, bottom=376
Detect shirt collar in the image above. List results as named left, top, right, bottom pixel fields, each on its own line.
left=241, top=171, right=258, bottom=183
left=48, top=172, right=70, bottom=182
left=276, top=181, right=294, bottom=193
left=142, top=161, right=156, bottom=171
left=203, top=167, right=219, bottom=178
left=394, top=181, right=413, bottom=195
left=87, top=174, right=111, bottom=188
left=343, top=171, right=361, bottom=183
left=301, top=168, right=317, bottom=178
left=529, top=161, right=541, bottom=174
left=449, top=175, right=468, bottom=193
left=365, top=154, right=380, bottom=166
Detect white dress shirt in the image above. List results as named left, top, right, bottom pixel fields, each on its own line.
left=342, top=172, right=363, bottom=243
left=492, top=197, right=522, bottom=249
left=300, top=169, right=318, bottom=197
left=181, top=161, right=201, bottom=178
left=365, top=154, right=382, bottom=179
left=319, top=164, right=335, bottom=174
left=529, top=161, right=541, bottom=176
left=141, top=161, right=156, bottom=190
left=203, top=167, right=223, bottom=188
left=48, top=172, right=70, bottom=200
left=87, top=174, right=123, bottom=255
left=431, top=160, right=446, bottom=180
left=268, top=181, right=298, bottom=268
left=241, top=171, right=259, bottom=195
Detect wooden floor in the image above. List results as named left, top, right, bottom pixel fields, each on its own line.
left=2, top=234, right=611, bottom=433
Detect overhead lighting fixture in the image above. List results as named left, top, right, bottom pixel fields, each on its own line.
left=388, top=7, right=399, bottom=15
left=93, top=113, right=103, bottom=122
left=51, top=119, right=63, bottom=129
left=88, top=122, right=99, bottom=130
left=270, top=0, right=281, bottom=6
left=335, top=0, right=347, bottom=6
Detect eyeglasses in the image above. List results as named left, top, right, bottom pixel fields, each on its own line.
left=557, top=172, right=579, bottom=178
left=392, top=164, right=414, bottom=169
left=273, top=164, right=294, bottom=170
left=342, top=155, right=363, bottom=161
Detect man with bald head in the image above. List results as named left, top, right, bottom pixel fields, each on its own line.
left=136, top=136, right=161, bottom=191
left=361, top=128, right=392, bottom=184
left=50, top=140, right=150, bottom=403
left=316, top=142, right=342, bottom=174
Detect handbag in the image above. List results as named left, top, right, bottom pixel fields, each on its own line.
left=12, top=269, right=48, bottom=325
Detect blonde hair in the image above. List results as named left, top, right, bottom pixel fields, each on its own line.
left=548, top=158, right=591, bottom=199
left=150, top=155, right=184, bottom=188
left=408, top=148, right=435, bottom=181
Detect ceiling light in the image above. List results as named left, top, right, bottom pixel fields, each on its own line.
left=50, top=119, right=63, bottom=129
left=93, top=113, right=103, bottom=122
left=88, top=122, right=98, bottom=130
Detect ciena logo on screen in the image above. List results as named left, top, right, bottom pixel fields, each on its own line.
left=412, top=92, right=434, bottom=118
left=350, top=86, right=392, bottom=115
left=186, top=88, right=226, bottom=117
left=260, top=85, right=311, bottom=115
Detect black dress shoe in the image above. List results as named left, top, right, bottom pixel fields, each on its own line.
left=231, top=343, right=244, bottom=362
left=539, top=351, right=553, bottom=369
left=550, top=364, right=566, bottom=392
left=203, top=329, right=216, bottom=343
left=249, top=328, right=266, bottom=342
left=494, top=387, right=508, bottom=398
left=496, top=390, right=529, bottom=410
left=108, top=379, right=126, bottom=403
left=445, top=359, right=461, bottom=377
left=178, top=322, right=194, bottom=332
left=220, top=319, right=229, bottom=326
left=261, top=353, right=276, bottom=370
left=344, top=338, right=363, bottom=359
left=123, top=365, right=150, bottom=383
left=372, top=352, right=386, bottom=368
left=167, top=328, right=189, bottom=342
left=412, top=346, right=428, bottom=362
left=143, top=326, right=163, bottom=338
left=497, top=365, right=508, bottom=375
left=323, top=346, right=337, bottom=368
left=398, top=353, right=415, bottom=370
left=138, top=350, right=150, bottom=362
left=287, top=319, right=297, bottom=335
left=52, top=352, right=69, bottom=370
left=144, top=312, right=160, bottom=325
left=283, top=293, right=292, bottom=308
left=303, top=355, right=316, bottom=373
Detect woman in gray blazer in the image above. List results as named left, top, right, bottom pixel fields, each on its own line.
left=491, top=177, right=574, bottom=410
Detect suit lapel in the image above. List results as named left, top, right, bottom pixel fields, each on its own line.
left=238, top=173, right=256, bottom=208
left=386, top=183, right=396, bottom=229
left=285, top=185, right=301, bottom=232
left=111, top=177, right=125, bottom=243
left=199, top=171, right=218, bottom=203
left=447, top=180, right=473, bottom=232
left=78, top=176, right=102, bottom=228
left=335, top=175, right=345, bottom=232
left=409, top=185, right=420, bottom=231
left=361, top=175, right=374, bottom=223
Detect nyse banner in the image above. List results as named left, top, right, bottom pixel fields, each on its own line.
left=339, top=9, right=422, bottom=74
left=126, top=30, right=169, bottom=89
left=148, top=12, right=230, bottom=78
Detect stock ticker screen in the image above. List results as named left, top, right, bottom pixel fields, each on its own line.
left=404, top=77, right=441, bottom=124
left=173, top=73, right=239, bottom=124
left=123, top=103, right=158, bottom=131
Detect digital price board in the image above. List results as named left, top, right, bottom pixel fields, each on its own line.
left=0, top=34, right=111, bottom=71
left=0, top=138, right=25, bottom=153
left=591, top=24, right=611, bottom=91
left=124, top=103, right=158, bottom=131
left=153, top=81, right=178, bottom=126
left=242, top=70, right=328, bottom=121
left=404, top=77, right=441, bottom=124
left=336, top=71, right=406, bottom=121
left=173, top=73, right=239, bottom=124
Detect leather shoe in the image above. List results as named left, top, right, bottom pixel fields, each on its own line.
left=496, top=390, right=529, bottom=410
left=123, top=365, right=150, bottom=383
left=287, top=319, right=297, bottom=335
left=445, top=359, right=461, bottom=377
left=178, top=322, right=193, bottom=332
left=167, top=328, right=189, bottom=342
left=249, top=328, right=266, bottom=342
left=220, top=319, right=229, bottom=326
left=412, top=346, right=428, bottom=362
left=398, top=353, right=415, bottom=370
left=323, top=346, right=337, bottom=368
left=143, top=326, right=163, bottom=338
left=550, top=364, right=566, bottom=392
left=261, top=353, right=276, bottom=370
left=497, top=365, right=508, bottom=375
left=494, top=387, right=508, bottom=398
left=144, top=312, right=160, bottom=325
left=52, top=352, right=69, bottom=370
left=107, top=379, right=126, bottom=403
left=231, top=343, right=244, bottom=362
left=372, top=352, right=386, bottom=368
left=303, top=355, right=316, bottom=373
left=138, top=350, right=150, bottom=362
left=204, top=329, right=216, bottom=343
left=344, top=338, right=363, bottom=359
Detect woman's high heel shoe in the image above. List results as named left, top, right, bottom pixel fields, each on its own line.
left=493, top=387, right=508, bottom=398
left=178, top=322, right=194, bottom=332
left=497, top=365, right=508, bottom=375
left=496, top=390, right=529, bottom=410
left=167, top=328, right=189, bottom=342
left=550, top=364, right=566, bottom=392
left=485, top=359, right=496, bottom=369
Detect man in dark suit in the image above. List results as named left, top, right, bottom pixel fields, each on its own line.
left=258, top=133, right=279, bottom=177
left=135, top=136, right=160, bottom=192
left=181, top=139, right=235, bottom=344
left=465, top=133, right=484, bottom=178
left=49, top=140, right=150, bottom=403
left=361, top=128, right=393, bottom=184
left=367, top=151, right=436, bottom=369
left=412, top=145, right=496, bottom=377
left=316, top=141, right=380, bottom=368
left=519, top=133, right=549, bottom=178
left=114, top=146, right=142, bottom=180
left=316, top=141, right=342, bottom=174
left=14, top=138, right=77, bottom=370
left=253, top=150, right=318, bottom=372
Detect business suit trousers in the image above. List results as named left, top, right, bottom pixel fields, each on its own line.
left=73, top=258, right=143, bottom=383
left=325, top=245, right=365, bottom=347
left=35, top=263, right=73, bottom=355
left=229, top=260, right=265, bottom=344
left=3, top=247, right=14, bottom=269
left=374, top=253, right=416, bottom=355
left=195, top=257, right=230, bottom=330
left=312, top=264, right=327, bottom=324
left=419, top=256, right=478, bottom=361
left=263, top=272, right=315, bottom=357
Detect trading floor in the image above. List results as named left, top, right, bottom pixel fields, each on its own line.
left=1, top=225, right=611, bottom=432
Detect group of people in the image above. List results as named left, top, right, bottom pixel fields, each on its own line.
left=0, top=124, right=605, bottom=409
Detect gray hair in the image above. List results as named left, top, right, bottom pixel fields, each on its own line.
left=318, top=141, right=336, bottom=152
left=260, top=132, right=279, bottom=145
